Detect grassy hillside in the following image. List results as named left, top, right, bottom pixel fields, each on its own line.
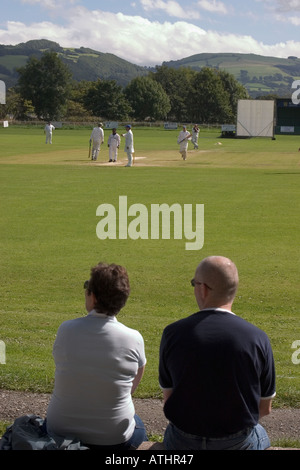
left=163, top=52, right=300, bottom=97
left=62, top=48, right=149, bottom=85
left=0, top=39, right=149, bottom=88
left=1, top=40, right=300, bottom=96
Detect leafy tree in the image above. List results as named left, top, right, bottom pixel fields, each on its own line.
left=17, top=51, right=72, bottom=120
left=256, top=94, right=279, bottom=100
left=188, top=68, right=234, bottom=123
left=83, top=79, right=132, bottom=120
left=65, top=81, right=95, bottom=120
left=70, top=80, right=93, bottom=104
left=124, top=76, right=171, bottom=120
left=218, top=70, right=249, bottom=118
left=0, top=88, right=34, bottom=120
left=64, top=99, right=91, bottom=121
left=153, top=65, right=249, bottom=123
left=152, top=65, right=196, bottom=121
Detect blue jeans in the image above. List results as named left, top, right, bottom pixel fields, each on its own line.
left=84, top=414, right=148, bottom=451
left=164, top=422, right=270, bottom=450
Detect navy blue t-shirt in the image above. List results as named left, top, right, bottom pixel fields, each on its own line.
left=159, top=309, right=276, bottom=437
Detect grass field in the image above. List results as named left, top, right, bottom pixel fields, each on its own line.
left=0, top=124, right=299, bottom=409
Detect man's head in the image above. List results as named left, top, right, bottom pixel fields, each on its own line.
left=98, top=122, right=103, bottom=127
left=84, top=262, right=130, bottom=316
left=112, top=128, right=117, bottom=134
left=193, top=256, right=239, bottom=310
left=126, top=125, right=131, bottom=130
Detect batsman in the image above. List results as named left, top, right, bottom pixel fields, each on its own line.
left=177, top=125, right=192, bottom=161
left=89, top=123, right=104, bottom=161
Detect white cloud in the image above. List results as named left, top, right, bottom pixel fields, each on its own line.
left=257, top=0, right=300, bottom=26
left=0, top=20, right=65, bottom=44
left=140, top=0, right=200, bottom=19
left=197, top=0, right=228, bottom=15
left=287, top=15, right=300, bottom=24
left=255, top=0, right=300, bottom=13
left=273, top=0, right=300, bottom=12
left=20, top=0, right=52, bottom=4
left=0, top=6, right=299, bottom=65
left=20, top=0, right=79, bottom=12
left=20, top=0, right=77, bottom=5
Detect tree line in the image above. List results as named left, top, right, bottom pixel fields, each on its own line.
left=1, top=51, right=249, bottom=124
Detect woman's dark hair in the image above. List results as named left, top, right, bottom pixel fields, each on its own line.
left=87, top=263, right=130, bottom=315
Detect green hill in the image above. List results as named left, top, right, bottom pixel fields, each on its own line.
left=0, top=39, right=149, bottom=88
left=1, top=40, right=300, bottom=97
left=163, top=52, right=300, bottom=97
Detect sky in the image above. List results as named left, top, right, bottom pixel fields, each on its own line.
left=0, top=0, right=300, bottom=66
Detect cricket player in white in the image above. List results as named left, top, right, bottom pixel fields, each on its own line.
left=44, top=122, right=55, bottom=144
left=177, top=126, right=191, bottom=160
left=192, top=124, right=200, bottom=149
left=90, top=123, right=104, bottom=160
left=107, top=128, right=121, bottom=162
left=123, top=125, right=134, bottom=167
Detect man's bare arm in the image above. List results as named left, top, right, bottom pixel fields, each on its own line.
left=259, top=398, right=273, bottom=419
left=162, top=388, right=173, bottom=405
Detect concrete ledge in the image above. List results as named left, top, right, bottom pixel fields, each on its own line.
left=137, top=442, right=299, bottom=451
left=267, top=447, right=299, bottom=450
left=137, top=441, right=165, bottom=450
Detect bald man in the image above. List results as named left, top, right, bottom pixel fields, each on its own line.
left=159, top=256, right=276, bottom=450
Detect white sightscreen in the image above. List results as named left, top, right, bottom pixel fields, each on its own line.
left=0, top=80, right=5, bottom=104
left=236, top=100, right=275, bottom=137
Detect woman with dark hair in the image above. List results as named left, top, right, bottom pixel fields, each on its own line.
left=46, top=262, right=147, bottom=450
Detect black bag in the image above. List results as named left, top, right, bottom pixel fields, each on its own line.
left=0, top=414, right=88, bottom=450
